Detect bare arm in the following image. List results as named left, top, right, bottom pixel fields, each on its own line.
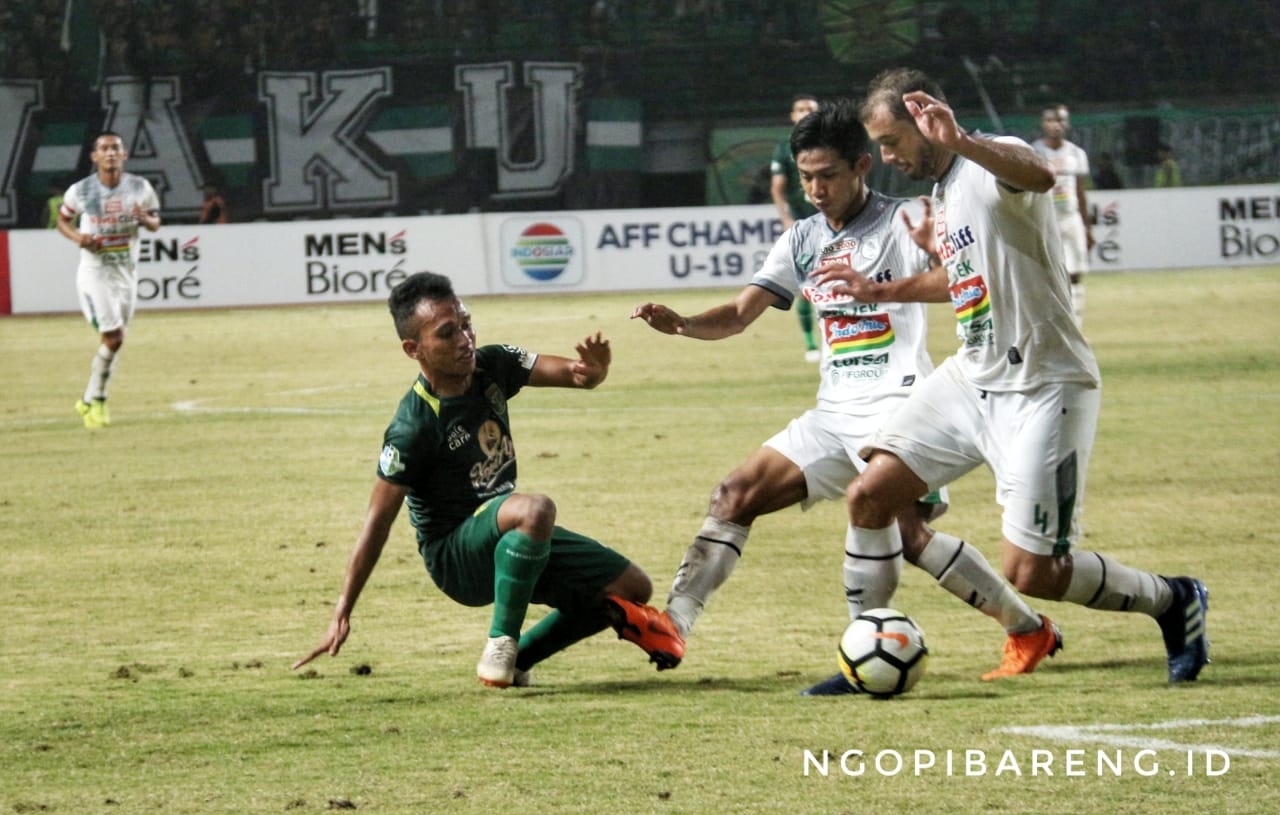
left=810, top=195, right=948, bottom=302
left=527, top=331, right=611, bottom=389
left=292, top=477, right=407, bottom=669
left=769, top=174, right=794, bottom=230
left=56, top=212, right=98, bottom=251
left=630, top=285, right=777, bottom=341
left=904, top=91, right=1054, bottom=193
left=134, top=203, right=161, bottom=232
left=811, top=263, right=950, bottom=304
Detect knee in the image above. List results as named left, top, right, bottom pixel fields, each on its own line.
left=512, top=493, right=557, bottom=539
left=102, top=332, right=124, bottom=352
left=605, top=563, right=653, bottom=604
left=845, top=476, right=902, bottom=528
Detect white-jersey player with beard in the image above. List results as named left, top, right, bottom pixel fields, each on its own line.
left=816, top=68, right=1208, bottom=685
left=632, top=99, right=1058, bottom=694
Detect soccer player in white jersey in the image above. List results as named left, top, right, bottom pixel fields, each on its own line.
left=1032, top=105, right=1093, bottom=326
left=814, top=68, right=1208, bottom=684
left=57, top=131, right=161, bottom=429
left=632, top=100, right=1061, bottom=694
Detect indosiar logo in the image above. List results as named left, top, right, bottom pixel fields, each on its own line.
left=501, top=218, right=585, bottom=287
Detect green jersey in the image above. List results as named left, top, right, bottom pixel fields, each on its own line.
left=770, top=138, right=817, bottom=220
left=377, top=344, right=536, bottom=543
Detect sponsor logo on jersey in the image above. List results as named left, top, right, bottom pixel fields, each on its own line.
left=949, top=275, right=991, bottom=324
left=379, top=443, right=405, bottom=477
left=802, top=284, right=854, bottom=306
left=824, top=314, right=894, bottom=355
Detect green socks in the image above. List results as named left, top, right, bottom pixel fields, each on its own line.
left=796, top=297, right=817, bottom=350
left=489, top=531, right=550, bottom=639
left=515, top=608, right=609, bottom=672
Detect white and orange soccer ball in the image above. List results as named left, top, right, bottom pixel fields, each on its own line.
left=837, top=608, right=929, bottom=697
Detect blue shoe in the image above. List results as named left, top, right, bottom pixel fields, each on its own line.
left=1157, top=577, right=1209, bottom=683
left=800, top=672, right=859, bottom=696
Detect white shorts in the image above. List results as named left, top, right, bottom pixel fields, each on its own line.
left=765, top=404, right=948, bottom=520
left=77, top=267, right=137, bottom=333
left=866, top=356, right=1099, bottom=556
left=1057, top=214, right=1089, bottom=276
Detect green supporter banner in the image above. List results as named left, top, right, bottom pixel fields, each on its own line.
left=706, top=125, right=789, bottom=207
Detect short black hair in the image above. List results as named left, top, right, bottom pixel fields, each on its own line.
left=790, top=98, right=869, bottom=167
left=860, top=68, right=946, bottom=124
left=388, top=271, right=455, bottom=339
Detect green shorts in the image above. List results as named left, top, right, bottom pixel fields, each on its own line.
left=421, top=495, right=631, bottom=613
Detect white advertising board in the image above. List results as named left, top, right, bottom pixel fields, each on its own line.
left=6, top=215, right=487, bottom=315
left=3, top=187, right=1275, bottom=316
left=1088, top=185, right=1279, bottom=271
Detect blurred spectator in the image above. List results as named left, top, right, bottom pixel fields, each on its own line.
left=1154, top=143, right=1182, bottom=187
left=1092, top=152, right=1125, bottom=189
left=45, top=180, right=65, bottom=229
left=198, top=184, right=229, bottom=224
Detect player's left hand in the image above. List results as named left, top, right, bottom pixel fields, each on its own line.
left=902, top=196, right=937, bottom=256
left=571, top=331, right=610, bottom=388
left=904, top=91, right=962, bottom=148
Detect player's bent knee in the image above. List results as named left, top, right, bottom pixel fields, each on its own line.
left=506, top=493, right=557, bottom=538
left=846, top=477, right=907, bottom=528
left=604, top=563, right=653, bottom=604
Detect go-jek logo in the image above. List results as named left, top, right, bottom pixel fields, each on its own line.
left=500, top=218, right=585, bottom=288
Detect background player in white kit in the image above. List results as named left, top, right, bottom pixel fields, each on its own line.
left=814, top=68, right=1208, bottom=684
left=632, top=100, right=1061, bottom=695
left=1032, top=105, right=1093, bottom=326
left=57, top=131, right=161, bottom=429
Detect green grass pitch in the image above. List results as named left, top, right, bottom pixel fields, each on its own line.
left=2, top=266, right=1278, bottom=813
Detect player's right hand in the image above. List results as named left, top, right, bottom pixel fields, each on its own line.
left=630, top=302, right=687, bottom=335
left=291, top=615, right=351, bottom=670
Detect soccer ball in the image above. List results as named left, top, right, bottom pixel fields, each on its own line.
left=837, top=608, right=928, bottom=697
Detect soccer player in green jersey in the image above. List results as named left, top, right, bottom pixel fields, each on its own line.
left=771, top=93, right=823, bottom=361
left=294, top=272, right=683, bottom=687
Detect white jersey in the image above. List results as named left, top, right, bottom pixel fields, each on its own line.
left=61, top=172, right=159, bottom=280
left=932, top=136, right=1100, bottom=391
left=1031, top=138, right=1090, bottom=223
left=752, top=189, right=934, bottom=411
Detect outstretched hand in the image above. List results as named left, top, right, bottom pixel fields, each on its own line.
left=629, top=302, right=687, bottom=335
left=570, top=331, right=611, bottom=387
left=291, top=614, right=351, bottom=670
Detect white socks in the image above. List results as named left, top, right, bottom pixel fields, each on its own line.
left=84, top=343, right=117, bottom=403
left=914, top=531, right=1041, bottom=634
left=666, top=517, right=750, bottom=637
left=842, top=524, right=903, bottom=621
left=1063, top=550, right=1173, bottom=617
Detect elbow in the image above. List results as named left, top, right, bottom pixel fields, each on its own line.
left=1027, top=171, right=1054, bottom=193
